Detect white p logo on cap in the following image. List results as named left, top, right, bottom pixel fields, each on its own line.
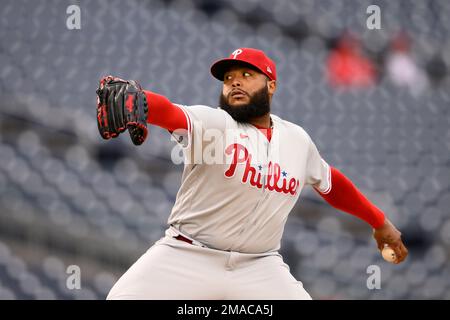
left=232, top=49, right=243, bottom=59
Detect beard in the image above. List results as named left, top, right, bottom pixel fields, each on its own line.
left=219, top=86, right=271, bottom=123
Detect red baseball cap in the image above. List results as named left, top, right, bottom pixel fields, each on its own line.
left=210, top=48, right=277, bottom=81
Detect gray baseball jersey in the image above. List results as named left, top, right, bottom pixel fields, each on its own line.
left=168, top=105, right=331, bottom=253
left=107, top=104, right=329, bottom=300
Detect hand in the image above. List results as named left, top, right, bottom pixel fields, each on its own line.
left=373, top=218, right=408, bottom=264
left=96, top=75, right=149, bottom=145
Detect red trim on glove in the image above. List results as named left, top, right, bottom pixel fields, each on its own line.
left=315, top=167, right=385, bottom=229
left=144, top=90, right=188, bottom=132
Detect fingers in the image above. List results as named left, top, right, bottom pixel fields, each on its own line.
left=128, top=125, right=148, bottom=145
left=126, top=88, right=148, bottom=146
left=136, top=91, right=148, bottom=123
left=97, top=77, right=147, bottom=144
left=96, top=83, right=111, bottom=139
left=384, top=241, right=408, bottom=264
left=372, top=220, right=408, bottom=264
left=376, top=239, right=384, bottom=252
left=394, top=242, right=408, bottom=264
left=107, top=87, right=118, bottom=136
left=373, top=232, right=386, bottom=252
left=96, top=103, right=109, bottom=139
left=114, top=84, right=126, bottom=132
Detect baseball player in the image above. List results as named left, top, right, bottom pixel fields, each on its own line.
left=96, top=48, right=408, bottom=300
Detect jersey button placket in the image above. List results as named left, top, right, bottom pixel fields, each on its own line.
left=233, top=126, right=272, bottom=251
left=239, top=136, right=272, bottom=245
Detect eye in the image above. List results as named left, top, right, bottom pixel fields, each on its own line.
left=224, top=74, right=232, bottom=81
left=243, top=72, right=251, bottom=77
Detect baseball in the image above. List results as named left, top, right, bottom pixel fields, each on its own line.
left=382, top=245, right=397, bottom=263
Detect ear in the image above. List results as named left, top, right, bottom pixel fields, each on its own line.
left=267, top=80, right=276, bottom=95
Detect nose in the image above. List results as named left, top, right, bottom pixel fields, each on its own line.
left=231, top=77, right=242, bottom=87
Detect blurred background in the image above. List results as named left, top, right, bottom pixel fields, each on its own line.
left=0, top=0, right=449, bottom=299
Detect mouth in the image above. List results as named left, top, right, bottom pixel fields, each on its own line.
left=230, top=89, right=248, bottom=100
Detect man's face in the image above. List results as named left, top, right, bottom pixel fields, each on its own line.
left=219, top=65, right=276, bottom=123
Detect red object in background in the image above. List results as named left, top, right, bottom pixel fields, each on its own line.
left=327, top=34, right=377, bottom=88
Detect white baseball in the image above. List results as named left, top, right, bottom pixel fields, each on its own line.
left=382, top=245, right=397, bottom=263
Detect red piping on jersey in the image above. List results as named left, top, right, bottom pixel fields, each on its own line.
left=315, top=167, right=386, bottom=229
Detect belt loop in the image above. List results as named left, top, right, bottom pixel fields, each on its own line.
left=174, top=234, right=193, bottom=245
left=168, top=225, right=206, bottom=248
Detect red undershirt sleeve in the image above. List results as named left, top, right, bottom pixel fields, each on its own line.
left=144, top=90, right=188, bottom=132
left=315, top=166, right=386, bottom=229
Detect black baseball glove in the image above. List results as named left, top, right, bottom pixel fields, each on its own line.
left=96, top=75, right=149, bottom=145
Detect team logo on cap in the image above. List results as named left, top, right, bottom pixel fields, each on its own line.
left=232, top=49, right=243, bottom=59
left=266, top=66, right=272, bottom=74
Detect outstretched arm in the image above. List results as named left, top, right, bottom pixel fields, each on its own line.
left=315, top=166, right=408, bottom=264
left=144, top=90, right=188, bottom=132
left=95, top=76, right=189, bottom=145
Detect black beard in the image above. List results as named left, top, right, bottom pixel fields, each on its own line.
left=219, top=86, right=271, bottom=123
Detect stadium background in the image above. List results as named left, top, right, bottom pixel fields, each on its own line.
left=0, top=0, right=449, bottom=299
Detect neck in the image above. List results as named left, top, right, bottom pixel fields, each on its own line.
left=249, top=113, right=271, bottom=128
